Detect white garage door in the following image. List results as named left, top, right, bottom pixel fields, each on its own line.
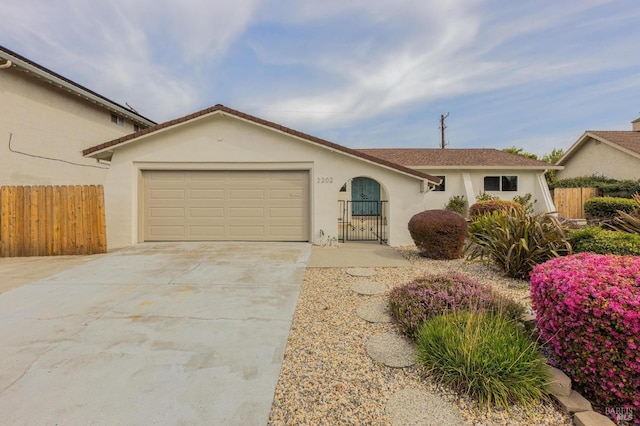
left=143, top=170, right=309, bottom=241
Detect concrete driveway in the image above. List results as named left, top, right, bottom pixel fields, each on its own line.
left=0, top=242, right=310, bottom=426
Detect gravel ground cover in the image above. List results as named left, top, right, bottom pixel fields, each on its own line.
left=268, top=246, right=572, bottom=426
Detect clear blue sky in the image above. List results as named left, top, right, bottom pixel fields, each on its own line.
left=2, top=0, right=639, bottom=156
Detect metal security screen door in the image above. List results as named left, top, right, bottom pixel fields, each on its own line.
left=338, top=200, right=388, bottom=244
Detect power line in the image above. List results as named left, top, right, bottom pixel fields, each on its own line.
left=7, top=132, right=108, bottom=169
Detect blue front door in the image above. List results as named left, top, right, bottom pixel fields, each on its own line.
left=351, top=177, right=380, bottom=215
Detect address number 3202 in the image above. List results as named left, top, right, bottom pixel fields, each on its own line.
left=317, top=177, right=333, bottom=184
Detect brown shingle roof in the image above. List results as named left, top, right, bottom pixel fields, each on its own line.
left=587, top=131, right=640, bottom=156
left=83, top=104, right=440, bottom=183
left=357, top=148, right=558, bottom=169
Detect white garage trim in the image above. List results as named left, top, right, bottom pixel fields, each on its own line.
left=141, top=170, right=309, bottom=242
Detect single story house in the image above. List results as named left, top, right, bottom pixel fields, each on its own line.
left=358, top=148, right=559, bottom=214
left=556, top=117, right=640, bottom=181
left=83, top=105, right=442, bottom=248
left=0, top=45, right=155, bottom=186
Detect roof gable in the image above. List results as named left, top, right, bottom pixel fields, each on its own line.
left=358, top=148, right=560, bottom=170
left=557, top=130, right=640, bottom=165
left=0, top=45, right=155, bottom=127
left=83, top=104, right=440, bottom=184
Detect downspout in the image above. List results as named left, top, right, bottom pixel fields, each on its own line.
left=537, top=172, right=556, bottom=214
left=0, top=59, right=12, bottom=69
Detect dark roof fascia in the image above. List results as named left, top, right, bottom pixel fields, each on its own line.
left=411, top=165, right=563, bottom=170
left=83, top=104, right=441, bottom=184
left=0, top=45, right=156, bottom=127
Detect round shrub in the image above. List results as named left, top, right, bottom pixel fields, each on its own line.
left=416, top=311, right=550, bottom=409
left=530, top=254, right=640, bottom=417
left=568, top=226, right=640, bottom=255
left=408, top=209, right=467, bottom=259
left=468, top=199, right=524, bottom=219
left=388, top=273, right=525, bottom=339
left=584, top=196, right=637, bottom=223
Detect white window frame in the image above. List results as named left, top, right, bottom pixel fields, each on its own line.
left=483, top=175, right=518, bottom=192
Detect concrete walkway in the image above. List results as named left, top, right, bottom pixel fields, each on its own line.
left=0, top=242, right=310, bottom=426
left=308, top=242, right=411, bottom=267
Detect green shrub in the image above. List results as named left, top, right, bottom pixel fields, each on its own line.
left=408, top=210, right=467, bottom=259
left=416, top=311, right=550, bottom=409
left=467, top=210, right=571, bottom=279
left=551, top=175, right=640, bottom=197
left=568, top=226, right=640, bottom=256
left=584, top=197, right=637, bottom=222
left=512, top=193, right=536, bottom=216
left=388, top=273, right=524, bottom=339
left=468, top=200, right=524, bottom=219
left=444, top=195, right=467, bottom=216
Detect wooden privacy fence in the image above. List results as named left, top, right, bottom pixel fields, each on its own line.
left=0, top=185, right=106, bottom=257
left=553, top=187, right=599, bottom=220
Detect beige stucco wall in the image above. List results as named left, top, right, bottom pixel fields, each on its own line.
left=102, top=113, right=430, bottom=248
left=414, top=168, right=555, bottom=214
left=557, top=138, right=640, bottom=181
left=0, top=67, right=140, bottom=185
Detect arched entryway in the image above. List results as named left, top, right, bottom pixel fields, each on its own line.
left=337, top=177, right=388, bottom=244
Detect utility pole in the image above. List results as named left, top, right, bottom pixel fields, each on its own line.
left=440, top=113, right=449, bottom=149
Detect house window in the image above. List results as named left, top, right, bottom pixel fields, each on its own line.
left=433, top=176, right=446, bottom=192
left=501, top=176, right=518, bottom=191
left=134, top=124, right=141, bottom=132
left=484, top=175, right=518, bottom=191
left=111, top=113, right=125, bottom=127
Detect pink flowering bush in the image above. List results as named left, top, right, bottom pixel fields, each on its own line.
left=530, top=253, right=640, bottom=422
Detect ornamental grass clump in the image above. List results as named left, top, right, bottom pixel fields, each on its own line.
left=531, top=253, right=640, bottom=420
left=388, top=273, right=524, bottom=339
left=466, top=209, right=571, bottom=279
left=416, top=311, right=550, bottom=410
left=408, top=210, right=467, bottom=260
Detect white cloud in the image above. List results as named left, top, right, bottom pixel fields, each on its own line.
left=1, top=0, right=263, bottom=120
left=2, top=0, right=639, bottom=136
left=245, top=0, right=640, bottom=133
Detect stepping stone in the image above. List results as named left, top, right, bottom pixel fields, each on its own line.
left=546, top=365, right=571, bottom=397
left=346, top=268, right=375, bottom=277
left=553, top=390, right=592, bottom=414
left=574, top=411, right=616, bottom=426
left=365, top=332, right=416, bottom=368
left=356, top=300, right=392, bottom=323
left=352, top=281, right=386, bottom=295
left=386, top=387, right=465, bottom=426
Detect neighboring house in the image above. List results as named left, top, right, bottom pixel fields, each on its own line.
left=358, top=148, right=560, bottom=214
left=83, top=105, right=441, bottom=248
left=556, top=117, right=640, bottom=181
left=0, top=45, right=155, bottom=186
